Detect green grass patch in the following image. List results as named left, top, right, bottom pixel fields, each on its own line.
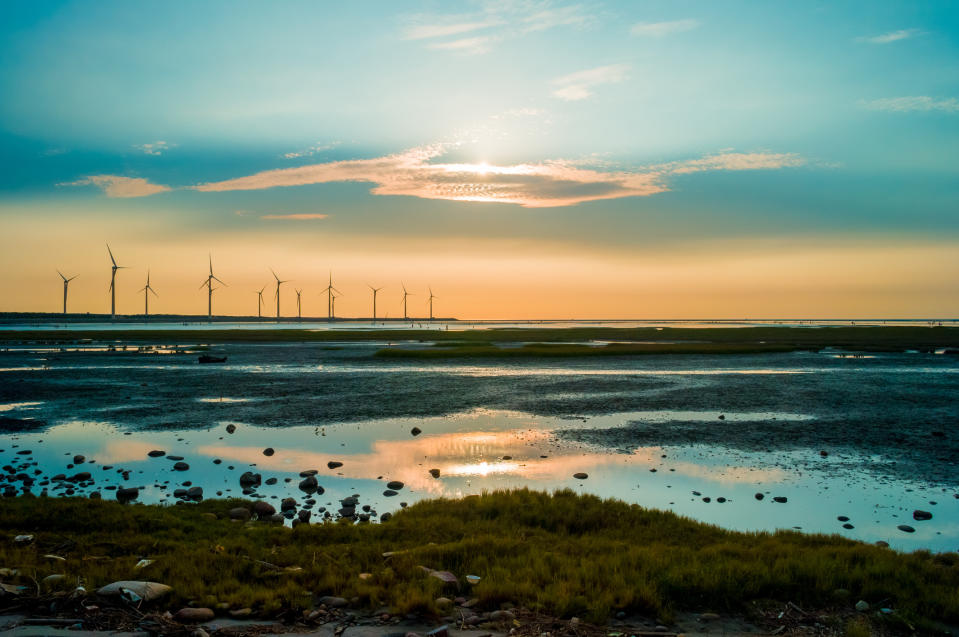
left=1, top=490, right=957, bottom=625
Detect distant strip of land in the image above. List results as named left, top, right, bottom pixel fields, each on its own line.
left=1, top=326, right=958, bottom=357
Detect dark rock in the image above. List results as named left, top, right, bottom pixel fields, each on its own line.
left=299, top=475, right=319, bottom=493
left=429, top=468, right=441, bottom=478
left=173, top=462, right=189, bottom=471
left=228, top=507, right=251, bottom=521
left=174, top=607, right=215, bottom=623
left=913, top=510, right=933, bottom=521
left=411, top=427, right=422, bottom=436
left=265, top=477, right=277, bottom=485
left=773, top=496, right=787, bottom=503
left=383, top=489, right=398, bottom=497
left=842, top=523, right=854, bottom=529
left=297, top=509, right=311, bottom=524
left=754, top=493, right=764, bottom=500
left=70, top=472, right=92, bottom=482
left=263, top=448, right=275, bottom=457
left=252, top=501, right=276, bottom=518
left=117, top=487, right=139, bottom=502
left=281, top=497, right=297, bottom=511
left=327, top=461, right=343, bottom=469
left=167, top=456, right=184, bottom=461
left=897, top=524, right=915, bottom=533
left=380, top=512, right=392, bottom=522
left=73, top=455, right=85, bottom=464
left=573, top=472, right=588, bottom=479
left=386, top=480, right=404, bottom=490
left=148, top=450, right=165, bottom=458
left=837, top=516, right=850, bottom=522
left=226, top=424, right=236, bottom=434
left=187, top=486, right=203, bottom=500
left=239, top=472, right=262, bottom=487
left=319, top=596, right=348, bottom=608
left=299, top=469, right=318, bottom=477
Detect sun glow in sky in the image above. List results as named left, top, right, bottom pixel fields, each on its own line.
left=0, top=1, right=957, bottom=318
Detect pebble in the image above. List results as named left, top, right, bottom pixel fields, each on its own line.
left=772, top=496, right=787, bottom=503
left=173, top=462, right=189, bottom=471
left=573, top=472, right=588, bottom=479
left=897, top=524, right=915, bottom=533
left=386, top=480, right=404, bottom=490
left=174, top=607, right=215, bottom=623
left=327, top=461, right=343, bottom=469
left=411, top=427, right=422, bottom=436
left=913, top=510, right=933, bottom=521
left=263, top=448, right=275, bottom=457
left=148, top=450, right=166, bottom=458
left=429, top=468, right=441, bottom=478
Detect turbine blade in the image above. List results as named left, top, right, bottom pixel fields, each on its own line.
left=212, top=276, right=226, bottom=285
left=200, top=280, right=209, bottom=290
left=107, top=244, right=117, bottom=266
left=150, top=288, right=159, bottom=298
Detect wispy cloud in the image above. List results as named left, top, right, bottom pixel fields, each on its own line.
left=193, top=145, right=803, bottom=208
left=283, top=141, right=340, bottom=159
left=58, top=175, right=171, bottom=198
left=861, top=96, right=959, bottom=113
left=855, top=28, right=924, bottom=44
left=551, top=64, right=629, bottom=101
left=260, top=213, right=329, bottom=221
left=134, top=141, right=174, bottom=156
left=404, top=2, right=592, bottom=53
left=630, top=19, right=700, bottom=37
left=427, top=36, right=494, bottom=54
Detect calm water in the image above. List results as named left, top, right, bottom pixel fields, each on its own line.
left=1, top=340, right=957, bottom=552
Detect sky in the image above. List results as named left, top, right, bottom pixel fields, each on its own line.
left=0, top=0, right=957, bottom=319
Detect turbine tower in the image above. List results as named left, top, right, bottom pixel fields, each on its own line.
left=200, top=254, right=226, bottom=321
left=428, top=287, right=437, bottom=321
left=255, top=286, right=266, bottom=318
left=321, top=272, right=340, bottom=321
left=401, top=284, right=414, bottom=320
left=57, top=270, right=77, bottom=314
left=369, top=285, right=382, bottom=323
left=271, top=269, right=288, bottom=318
left=140, top=270, right=158, bottom=316
left=295, top=289, right=303, bottom=319
left=331, top=291, right=338, bottom=319
left=107, top=244, right=127, bottom=319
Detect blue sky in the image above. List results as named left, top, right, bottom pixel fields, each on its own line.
left=0, top=1, right=957, bottom=318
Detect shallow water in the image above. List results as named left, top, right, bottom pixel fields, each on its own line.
left=0, top=342, right=957, bottom=552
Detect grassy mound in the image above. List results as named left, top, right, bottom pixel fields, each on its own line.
left=1, top=490, right=957, bottom=625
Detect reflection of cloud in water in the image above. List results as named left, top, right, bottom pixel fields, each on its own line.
left=97, top=440, right=166, bottom=464
left=197, top=429, right=788, bottom=494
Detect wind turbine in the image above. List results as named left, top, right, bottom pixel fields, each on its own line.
left=200, top=254, right=226, bottom=321
left=331, top=291, right=338, bottom=319
left=428, top=287, right=437, bottom=321
left=57, top=270, right=77, bottom=314
left=140, top=270, right=158, bottom=316
left=295, top=289, right=303, bottom=320
left=321, top=272, right=340, bottom=321
left=271, top=269, right=288, bottom=318
left=255, top=286, right=266, bottom=318
left=369, top=285, right=382, bottom=323
left=107, top=244, right=127, bottom=319
left=401, top=284, right=414, bottom=320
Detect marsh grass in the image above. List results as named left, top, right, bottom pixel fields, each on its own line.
left=1, top=490, right=957, bottom=625
left=376, top=342, right=802, bottom=358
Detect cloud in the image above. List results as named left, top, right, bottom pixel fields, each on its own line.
left=403, top=20, right=500, bottom=40
left=59, top=175, right=171, bottom=198
left=404, top=2, right=591, bottom=53
left=551, top=64, right=629, bottom=101
left=630, top=19, right=700, bottom=37
left=855, top=28, right=924, bottom=44
left=283, top=141, right=340, bottom=159
left=194, top=145, right=803, bottom=208
left=427, top=36, right=494, bottom=54
left=861, top=96, right=959, bottom=113
left=260, top=213, right=329, bottom=221
left=134, top=141, right=174, bottom=156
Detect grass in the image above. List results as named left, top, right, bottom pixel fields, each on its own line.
left=375, top=342, right=803, bottom=358
left=1, top=490, right=957, bottom=626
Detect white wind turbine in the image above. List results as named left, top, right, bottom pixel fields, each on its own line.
left=107, top=244, right=127, bottom=319
left=271, top=269, right=289, bottom=318
left=140, top=270, right=158, bottom=316
left=200, top=254, right=226, bottom=321
left=401, top=283, right=414, bottom=320
left=428, top=287, right=437, bottom=321
left=321, top=272, right=341, bottom=321
left=255, top=286, right=266, bottom=318
left=295, top=288, right=303, bottom=320
left=369, top=285, right=382, bottom=323
left=57, top=270, right=77, bottom=314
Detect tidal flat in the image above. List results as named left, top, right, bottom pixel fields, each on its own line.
left=1, top=328, right=957, bottom=553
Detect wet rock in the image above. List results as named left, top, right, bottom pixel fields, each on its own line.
left=327, top=461, right=343, bottom=470
left=228, top=507, right=251, bottom=521
left=174, top=607, right=215, bottom=623
left=573, top=472, right=588, bottom=479
left=297, top=509, right=311, bottom=524
left=913, top=510, right=933, bottom=521
left=411, top=427, right=422, bottom=436
left=837, top=516, right=850, bottom=522
left=490, top=610, right=515, bottom=622
left=167, top=456, right=184, bottom=461
left=265, top=477, right=277, bottom=485
left=263, top=448, right=275, bottom=457
left=281, top=497, right=297, bottom=511
left=299, top=469, right=318, bottom=477
left=70, top=472, right=92, bottom=482
left=716, top=497, right=726, bottom=503
left=117, top=487, right=139, bottom=502
left=702, top=497, right=711, bottom=503
left=380, top=512, right=393, bottom=522
left=383, top=490, right=398, bottom=497
left=319, top=596, right=349, bottom=608
left=897, top=524, right=915, bottom=533
left=148, top=450, right=165, bottom=458
left=97, top=581, right=172, bottom=601
left=225, top=424, right=236, bottom=434
left=173, top=462, right=189, bottom=471
left=855, top=600, right=869, bottom=612
left=187, top=486, right=203, bottom=500
left=386, top=480, right=404, bottom=490
left=299, top=475, right=319, bottom=493
left=842, top=523, right=854, bottom=529
left=239, top=472, right=261, bottom=487
left=772, top=496, right=788, bottom=503
left=754, top=493, right=764, bottom=500
left=73, top=455, right=85, bottom=464
left=229, top=608, right=252, bottom=618
left=252, top=501, right=276, bottom=518
left=819, top=450, right=828, bottom=457
left=429, top=468, right=441, bottom=478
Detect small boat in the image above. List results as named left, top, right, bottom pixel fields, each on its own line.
left=198, top=354, right=227, bottom=364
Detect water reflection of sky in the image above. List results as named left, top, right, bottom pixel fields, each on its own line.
left=1, top=406, right=955, bottom=553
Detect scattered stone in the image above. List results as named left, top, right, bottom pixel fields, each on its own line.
left=174, top=607, right=215, bottom=623
left=265, top=477, right=277, bottom=485
left=167, top=456, right=184, bottom=461
left=299, top=475, right=319, bottom=493
left=819, top=450, right=828, bottom=457
left=225, top=424, right=236, bottom=434
left=754, top=493, right=764, bottom=500
left=855, top=600, right=869, bottom=612
left=229, top=608, right=252, bottom=618
left=381, top=512, right=393, bottom=522
left=383, top=490, right=398, bottom=497
left=319, top=596, right=349, bottom=608
left=429, top=468, right=441, bottom=478
left=573, top=472, right=588, bottom=479
left=429, top=570, right=458, bottom=585
left=73, top=455, right=85, bottom=464
left=773, top=496, right=788, bottom=503
left=239, top=472, right=261, bottom=487
left=490, top=610, right=515, bottom=622
left=386, top=480, right=404, bottom=490
left=263, top=448, right=275, bottom=457
left=897, top=524, right=915, bottom=533
left=299, top=469, right=318, bottom=477
left=281, top=497, right=297, bottom=511
left=117, top=487, right=139, bottom=502
left=842, top=523, right=854, bottom=529
left=97, top=581, right=172, bottom=601
left=228, top=507, right=251, bottom=521
left=147, top=450, right=165, bottom=458
left=327, top=461, right=343, bottom=470
left=173, top=462, right=189, bottom=471
left=252, top=501, right=276, bottom=518
left=913, top=510, right=933, bottom=521
left=187, top=486, right=203, bottom=500
left=411, top=427, right=422, bottom=436
left=837, top=516, right=849, bottom=522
